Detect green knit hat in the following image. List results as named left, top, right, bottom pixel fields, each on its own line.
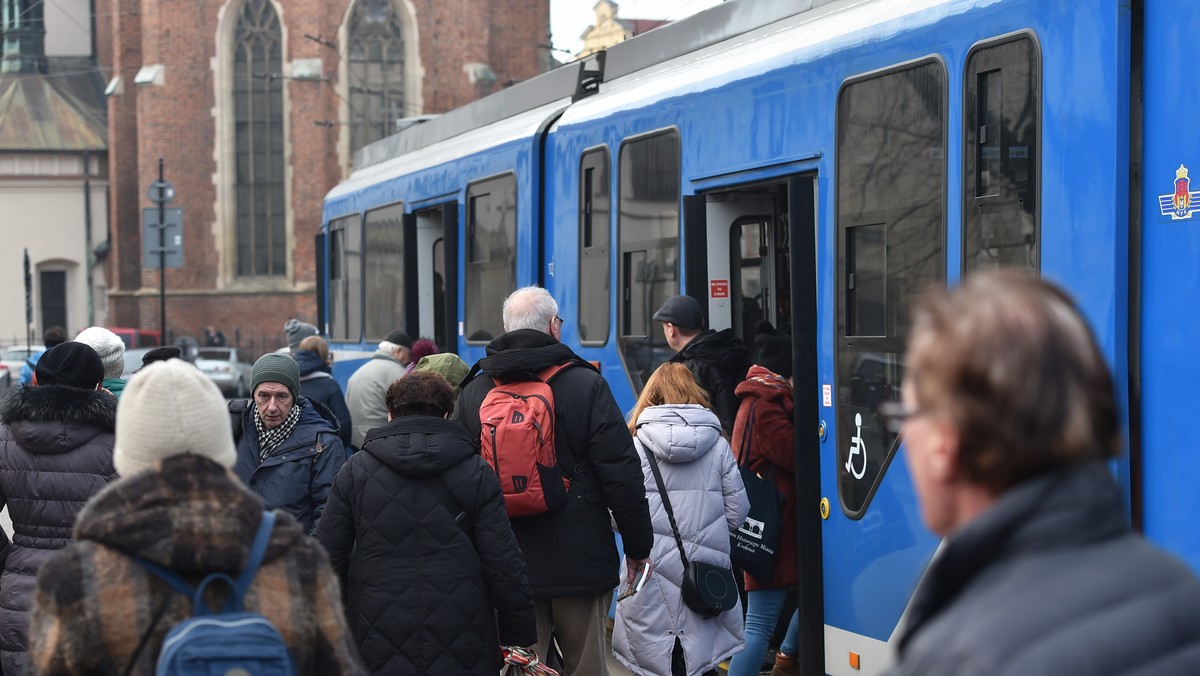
left=251, top=353, right=300, bottom=398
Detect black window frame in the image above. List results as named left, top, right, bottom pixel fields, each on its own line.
left=834, top=56, right=948, bottom=519
left=616, top=128, right=682, bottom=394
left=464, top=172, right=518, bottom=344
left=363, top=200, right=406, bottom=341
left=962, top=31, right=1042, bottom=276
left=579, top=146, right=612, bottom=346
left=327, top=213, right=364, bottom=343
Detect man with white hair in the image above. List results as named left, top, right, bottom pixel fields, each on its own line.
left=74, top=327, right=128, bottom=399
left=453, top=286, right=653, bottom=676
left=345, top=330, right=413, bottom=449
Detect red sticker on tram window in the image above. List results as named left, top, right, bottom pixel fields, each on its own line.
left=710, top=279, right=729, bottom=298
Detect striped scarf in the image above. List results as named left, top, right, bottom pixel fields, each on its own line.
left=253, top=400, right=303, bottom=460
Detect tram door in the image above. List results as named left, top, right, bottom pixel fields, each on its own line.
left=686, top=183, right=793, bottom=348
left=409, top=203, right=459, bottom=352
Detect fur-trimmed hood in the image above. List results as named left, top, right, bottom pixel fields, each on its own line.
left=1, top=385, right=116, bottom=455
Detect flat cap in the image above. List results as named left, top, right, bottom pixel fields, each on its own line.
left=652, top=295, right=704, bottom=330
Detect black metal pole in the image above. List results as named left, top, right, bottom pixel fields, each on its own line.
left=158, top=158, right=166, bottom=342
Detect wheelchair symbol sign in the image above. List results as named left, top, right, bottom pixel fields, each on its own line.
left=845, top=413, right=867, bottom=480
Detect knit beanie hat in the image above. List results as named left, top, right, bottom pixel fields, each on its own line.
left=34, top=342, right=105, bottom=389
left=284, top=319, right=319, bottom=351
left=413, top=353, right=469, bottom=395
left=754, top=320, right=793, bottom=379
left=114, top=359, right=236, bottom=476
left=252, top=353, right=300, bottom=398
left=384, top=330, right=413, bottom=349
left=75, top=327, right=126, bottom=379
left=141, top=345, right=182, bottom=368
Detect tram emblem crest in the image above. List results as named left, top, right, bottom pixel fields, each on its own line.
left=1160, top=164, right=1200, bottom=220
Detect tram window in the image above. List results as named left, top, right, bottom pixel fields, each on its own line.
left=836, top=60, right=946, bottom=517
left=964, top=36, right=1039, bottom=273
left=618, top=131, right=680, bottom=392
left=432, top=238, right=446, bottom=349
left=465, top=174, right=517, bottom=343
left=579, top=148, right=611, bottom=345
left=328, top=214, right=363, bottom=342
left=363, top=202, right=404, bottom=340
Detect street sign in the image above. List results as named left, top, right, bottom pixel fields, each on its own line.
left=148, top=179, right=175, bottom=204
left=143, top=208, right=184, bottom=268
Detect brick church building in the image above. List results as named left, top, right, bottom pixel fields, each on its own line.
left=101, top=0, right=550, bottom=353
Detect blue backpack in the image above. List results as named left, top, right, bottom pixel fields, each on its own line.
left=133, top=511, right=296, bottom=676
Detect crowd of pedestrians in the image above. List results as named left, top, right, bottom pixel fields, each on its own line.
left=0, top=271, right=1196, bottom=675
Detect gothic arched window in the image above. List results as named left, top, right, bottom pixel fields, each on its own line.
left=233, top=0, right=285, bottom=277
left=348, top=0, right=405, bottom=153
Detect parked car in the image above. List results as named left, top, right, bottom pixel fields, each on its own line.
left=108, top=327, right=162, bottom=349
left=121, top=347, right=156, bottom=379
left=194, top=347, right=253, bottom=398
left=1, top=344, right=44, bottom=389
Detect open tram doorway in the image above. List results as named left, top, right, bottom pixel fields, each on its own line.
left=406, top=203, right=459, bottom=352
left=683, top=180, right=795, bottom=352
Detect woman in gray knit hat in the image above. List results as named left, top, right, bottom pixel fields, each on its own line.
left=232, top=353, right=346, bottom=533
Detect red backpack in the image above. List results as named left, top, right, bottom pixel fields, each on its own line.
left=479, top=363, right=573, bottom=517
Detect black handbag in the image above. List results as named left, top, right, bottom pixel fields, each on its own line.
left=728, top=402, right=786, bottom=580
left=637, top=438, right=738, bottom=620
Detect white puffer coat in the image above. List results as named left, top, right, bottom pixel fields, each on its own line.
left=613, top=404, right=750, bottom=676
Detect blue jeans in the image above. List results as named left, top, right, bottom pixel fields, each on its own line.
left=727, top=588, right=799, bottom=676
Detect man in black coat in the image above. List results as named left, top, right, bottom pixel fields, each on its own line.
left=654, top=294, right=748, bottom=434
left=453, top=285, right=654, bottom=676
left=886, top=271, right=1200, bottom=676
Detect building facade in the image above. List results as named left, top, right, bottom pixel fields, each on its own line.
left=576, top=0, right=668, bottom=59
left=102, top=0, right=549, bottom=354
left=0, top=0, right=109, bottom=345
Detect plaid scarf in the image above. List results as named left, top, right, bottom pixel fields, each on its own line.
left=253, top=399, right=303, bottom=460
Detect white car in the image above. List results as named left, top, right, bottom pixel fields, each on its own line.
left=194, top=348, right=254, bottom=398
left=1, top=344, right=44, bottom=389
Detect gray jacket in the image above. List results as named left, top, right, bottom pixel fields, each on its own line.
left=612, top=405, right=749, bottom=676
left=888, top=462, right=1200, bottom=676
left=344, top=350, right=406, bottom=449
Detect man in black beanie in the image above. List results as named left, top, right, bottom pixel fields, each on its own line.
left=231, top=353, right=345, bottom=534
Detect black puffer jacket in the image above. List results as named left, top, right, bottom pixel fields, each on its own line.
left=295, top=349, right=353, bottom=448
left=452, top=329, right=654, bottom=598
left=671, top=329, right=747, bottom=434
left=0, top=385, right=117, bottom=674
left=315, top=416, right=536, bottom=675
left=888, top=462, right=1200, bottom=676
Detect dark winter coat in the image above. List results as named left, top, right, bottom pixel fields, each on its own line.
left=234, top=396, right=345, bottom=534
left=671, top=329, right=748, bottom=434
left=452, top=329, right=654, bottom=598
left=28, top=454, right=366, bottom=675
left=888, top=462, right=1200, bottom=676
left=0, top=385, right=117, bottom=675
left=316, top=416, right=536, bottom=674
left=731, top=365, right=796, bottom=589
left=295, top=349, right=353, bottom=448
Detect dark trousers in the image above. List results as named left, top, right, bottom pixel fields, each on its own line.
left=671, top=638, right=719, bottom=676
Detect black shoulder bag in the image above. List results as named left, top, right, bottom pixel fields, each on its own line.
left=728, top=402, right=785, bottom=580
left=637, top=439, right=738, bottom=619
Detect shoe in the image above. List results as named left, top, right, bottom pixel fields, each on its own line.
left=770, top=653, right=799, bottom=676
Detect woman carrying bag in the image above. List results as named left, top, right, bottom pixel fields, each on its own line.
left=612, top=363, right=750, bottom=676
left=727, top=321, right=801, bottom=676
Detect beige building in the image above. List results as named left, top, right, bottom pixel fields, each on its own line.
left=0, top=0, right=109, bottom=345
left=577, top=0, right=670, bottom=59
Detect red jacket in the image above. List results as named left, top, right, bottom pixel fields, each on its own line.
left=731, top=365, right=796, bottom=589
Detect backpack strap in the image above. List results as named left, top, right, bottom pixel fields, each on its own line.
left=228, top=398, right=250, bottom=445
left=233, top=511, right=276, bottom=602
left=423, top=476, right=475, bottom=545
left=131, top=511, right=275, bottom=614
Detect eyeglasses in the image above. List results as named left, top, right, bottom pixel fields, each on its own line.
left=878, top=401, right=919, bottom=435
left=554, top=315, right=566, bottom=328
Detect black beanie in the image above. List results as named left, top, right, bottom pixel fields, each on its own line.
left=754, top=320, right=793, bottom=379
left=35, top=342, right=105, bottom=389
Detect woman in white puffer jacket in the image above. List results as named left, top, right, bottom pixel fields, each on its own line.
left=613, top=362, right=750, bottom=676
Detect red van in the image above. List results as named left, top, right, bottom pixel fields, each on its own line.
left=108, top=328, right=162, bottom=349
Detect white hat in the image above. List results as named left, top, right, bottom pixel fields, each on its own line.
left=75, top=326, right=126, bottom=380
left=114, top=359, right=236, bottom=476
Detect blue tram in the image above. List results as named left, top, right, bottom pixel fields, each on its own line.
left=320, top=1, right=1199, bottom=673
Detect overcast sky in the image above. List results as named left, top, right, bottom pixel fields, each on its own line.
left=550, top=0, right=727, bottom=58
